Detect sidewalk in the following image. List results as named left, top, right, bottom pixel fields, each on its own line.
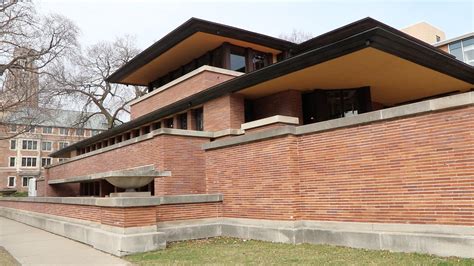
left=0, top=217, right=130, bottom=266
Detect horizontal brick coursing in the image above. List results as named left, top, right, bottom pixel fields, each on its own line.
left=0, top=201, right=158, bottom=227
left=206, top=106, right=474, bottom=226
left=157, top=202, right=222, bottom=222
left=131, top=71, right=236, bottom=119
left=47, top=135, right=209, bottom=197
left=0, top=201, right=101, bottom=223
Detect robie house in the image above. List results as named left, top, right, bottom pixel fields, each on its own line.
left=0, top=17, right=473, bottom=257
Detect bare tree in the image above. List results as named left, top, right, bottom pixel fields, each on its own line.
left=279, top=29, right=314, bottom=44
left=47, top=35, right=146, bottom=129
left=0, top=0, right=78, bottom=137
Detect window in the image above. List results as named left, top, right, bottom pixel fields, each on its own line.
left=7, top=176, right=16, bottom=188
left=58, top=142, right=69, bottom=149
left=230, top=53, right=246, bottom=72
left=59, top=128, right=69, bottom=135
left=252, top=54, right=266, bottom=70
left=91, top=129, right=101, bottom=136
left=9, top=157, right=16, bottom=167
left=76, top=129, right=85, bottom=136
left=21, top=157, right=37, bottom=167
left=58, top=158, right=67, bottom=163
left=41, top=158, right=52, bottom=167
left=436, top=35, right=441, bottom=42
left=22, top=140, right=38, bottom=150
left=449, top=37, right=474, bottom=66
left=10, top=139, right=16, bottom=150
left=22, top=176, right=33, bottom=187
left=193, top=108, right=204, bottom=131
left=41, top=141, right=52, bottom=151
left=178, top=113, right=187, bottom=129
left=42, top=126, right=53, bottom=134
left=164, top=118, right=174, bottom=128
left=9, top=125, right=17, bottom=132
left=27, top=126, right=35, bottom=133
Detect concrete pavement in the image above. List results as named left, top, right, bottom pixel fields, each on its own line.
left=0, top=217, right=130, bottom=266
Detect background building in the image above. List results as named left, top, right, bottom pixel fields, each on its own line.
left=0, top=49, right=107, bottom=193
left=401, top=22, right=474, bottom=66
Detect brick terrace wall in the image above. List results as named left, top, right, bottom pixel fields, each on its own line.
left=252, top=90, right=303, bottom=124
left=131, top=71, right=236, bottom=119
left=156, top=202, right=222, bottom=222
left=0, top=200, right=101, bottom=223
left=206, top=135, right=300, bottom=220
left=47, top=134, right=209, bottom=197
left=0, top=200, right=223, bottom=227
left=205, top=106, right=474, bottom=226
left=204, top=93, right=245, bottom=131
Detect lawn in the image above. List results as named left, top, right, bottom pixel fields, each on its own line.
left=0, top=247, right=19, bottom=266
left=126, top=237, right=474, bottom=265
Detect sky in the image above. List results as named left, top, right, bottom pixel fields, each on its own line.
left=36, top=0, right=474, bottom=50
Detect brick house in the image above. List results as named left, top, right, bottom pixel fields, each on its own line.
left=0, top=110, right=106, bottom=194
left=0, top=17, right=473, bottom=257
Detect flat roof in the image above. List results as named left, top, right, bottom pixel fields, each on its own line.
left=51, top=18, right=474, bottom=157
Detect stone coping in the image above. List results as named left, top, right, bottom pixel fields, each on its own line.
left=241, top=115, right=299, bottom=131
left=0, top=193, right=223, bottom=207
left=48, top=165, right=171, bottom=185
left=130, top=65, right=243, bottom=106
left=203, top=91, right=474, bottom=150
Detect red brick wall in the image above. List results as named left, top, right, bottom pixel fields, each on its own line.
left=0, top=201, right=101, bottom=223
left=101, top=206, right=157, bottom=227
left=47, top=134, right=209, bottom=197
left=157, top=202, right=222, bottom=222
left=131, top=71, right=236, bottom=119
left=205, top=106, right=474, bottom=226
left=206, top=135, right=300, bottom=220
left=204, top=93, right=245, bottom=131
left=252, top=90, right=303, bottom=124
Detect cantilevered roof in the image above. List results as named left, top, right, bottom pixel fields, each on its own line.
left=106, top=17, right=295, bottom=86
left=52, top=17, right=474, bottom=157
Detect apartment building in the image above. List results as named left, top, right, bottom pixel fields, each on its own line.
left=0, top=110, right=106, bottom=193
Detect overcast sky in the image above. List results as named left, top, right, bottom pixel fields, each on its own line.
left=37, top=0, right=473, bottom=50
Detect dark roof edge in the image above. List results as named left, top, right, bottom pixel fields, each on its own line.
left=293, top=17, right=455, bottom=59
left=106, top=17, right=295, bottom=84
left=52, top=26, right=474, bottom=157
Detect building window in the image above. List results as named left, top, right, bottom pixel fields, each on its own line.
left=59, top=128, right=69, bottom=135
left=91, top=129, right=101, bottom=136
left=436, top=35, right=441, bottom=42
left=76, top=128, right=85, bottom=136
left=22, top=176, right=33, bottom=187
left=178, top=113, right=187, bottom=129
left=193, top=108, right=204, bottom=131
left=9, top=157, right=16, bottom=167
left=22, top=140, right=38, bottom=150
left=41, top=141, right=52, bottom=151
left=253, top=54, right=266, bottom=70
left=10, top=139, right=16, bottom=150
left=164, top=118, right=174, bottom=128
left=9, top=125, right=17, bottom=132
left=27, top=126, right=35, bottom=133
left=42, top=126, right=53, bottom=134
left=58, top=158, right=67, bottom=163
left=449, top=37, right=474, bottom=66
left=230, top=53, right=246, bottom=72
left=41, top=158, right=52, bottom=167
left=21, top=157, right=37, bottom=167
left=58, top=142, right=69, bottom=149
left=7, top=176, right=16, bottom=188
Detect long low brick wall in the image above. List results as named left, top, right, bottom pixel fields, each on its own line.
left=205, top=104, right=474, bottom=226
left=0, top=194, right=223, bottom=228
